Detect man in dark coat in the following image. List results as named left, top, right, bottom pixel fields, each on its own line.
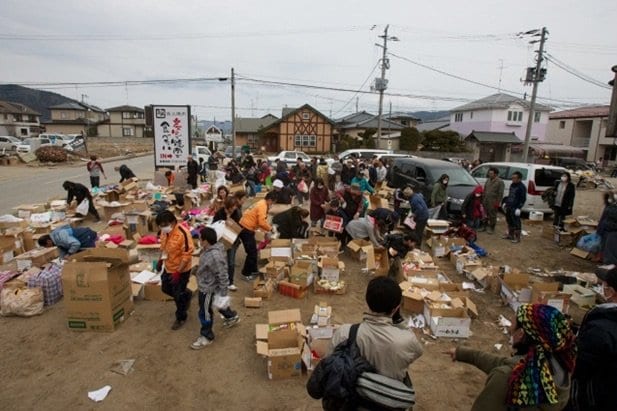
left=568, top=265, right=617, bottom=411
left=114, top=164, right=136, bottom=183
left=186, top=155, right=199, bottom=189
left=62, top=181, right=100, bottom=221
left=552, top=172, right=576, bottom=230
left=503, top=171, right=526, bottom=243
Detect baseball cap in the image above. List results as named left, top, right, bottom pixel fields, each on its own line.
left=596, top=264, right=617, bottom=289
left=272, top=179, right=284, bottom=189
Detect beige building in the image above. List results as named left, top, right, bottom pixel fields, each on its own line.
left=546, top=106, right=613, bottom=164
left=97, top=105, right=146, bottom=138
left=44, top=102, right=106, bottom=135
left=0, top=100, right=41, bottom=137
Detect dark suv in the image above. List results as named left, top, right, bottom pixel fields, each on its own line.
left=388, top=157, right=480, bottom=215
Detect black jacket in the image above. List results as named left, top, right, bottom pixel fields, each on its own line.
left=65, top=182, right=91, bottom=204
left=272, top=207, right=307, bottom=239
left=118, top=165, right=136, bottom=182
left=553, top=181, right=576, bottom=214
left=187, top=159, right=199, bottom=178
left=383, top=233, right=412, bottom=259
left=505, top=181, right=526, bottom=210
left=570, top=303, right=617, bottom=411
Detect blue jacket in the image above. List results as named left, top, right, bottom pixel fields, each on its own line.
left=351, top=177, right=374, bottom=194
left=410, top=193, right=429, bottom=222
left=50, top=225, right=97, bottom=258
left=505, top=181, right=527, bottom=210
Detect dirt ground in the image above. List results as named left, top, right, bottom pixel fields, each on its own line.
left=0, top=185, right=609, bottom=411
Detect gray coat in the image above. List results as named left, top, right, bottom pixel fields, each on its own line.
left=483, top=177, right=505, bottom=208
left=196, top=242, right=229, bottom=295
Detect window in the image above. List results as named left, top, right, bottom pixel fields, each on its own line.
left=20, top=128, right=28, bottom=136
left=454, top=113, right=463, bottom=122
left=122, top=112, right=131, bottom=119
left=61, top=112, right=66, bottom=119
left=506, top=167, right=528, bottom=180
left=247, top=134, right=258, bottom=148
left=534, top=112, right=541, bottom=123
left=471, top=165, right=489, bottom=179
left=122, top=127, right=134, bottom=136
left=470, top=111, right=474, bottom=119
left=284, top=152, right=295, bottom=160
left=294, top=134, right=316, bottom=147
left=302, top=112, right=310, bottom=121
left=507, top=111, right=523, bottom=122
left=559, top=120, right=565, bottom=129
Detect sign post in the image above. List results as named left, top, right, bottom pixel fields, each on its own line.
left=152, top=105, right=191, bottom=169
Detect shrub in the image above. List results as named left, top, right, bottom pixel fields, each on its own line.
left=35, top=146, right=68, bottom=162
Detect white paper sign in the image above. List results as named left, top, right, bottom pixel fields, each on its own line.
left=153, top=105, right=191, bottom=167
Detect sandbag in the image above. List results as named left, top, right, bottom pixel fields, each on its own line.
left=0, top=287, right=44, bottom=317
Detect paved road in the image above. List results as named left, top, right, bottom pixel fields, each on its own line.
left=0, top=155, right=156, bottom=215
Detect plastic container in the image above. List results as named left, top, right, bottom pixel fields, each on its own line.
left=529, top=211, right=544, bottom=221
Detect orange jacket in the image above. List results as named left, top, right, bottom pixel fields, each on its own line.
left=160, top=224, right=194, bottom=273
left=240, top=199, right=271, bottom=232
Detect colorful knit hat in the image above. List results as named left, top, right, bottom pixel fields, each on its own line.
left=506, top=304, right=576, bottom=406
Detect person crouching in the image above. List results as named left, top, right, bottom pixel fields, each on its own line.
left=191, top=227, right=240, bottom=350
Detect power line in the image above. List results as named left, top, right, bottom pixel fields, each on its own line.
left=544, top=53, right=612, bottom=90
left=332, top=61, right=381, bottom=116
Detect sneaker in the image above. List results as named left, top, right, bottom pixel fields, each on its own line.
left=190, top=336, right=212, bottom=350
left=228, top=284, right=238, bottom=291
left=223, top=315, right=241, bottom=328
left=486, top=227, right=494, bottom=234
left=511, top=237, right=520, bottom=244
left=242, top=274, right=256, bottom=281
left=171, top=319, right=186, bottom=330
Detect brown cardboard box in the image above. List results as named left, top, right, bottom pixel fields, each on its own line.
left=346, top=239, right=375, bottom=270
left=538, top=292, right=570, bottom=313
left=244, top=297, right=262, bottom=308
left=0, top=237, right=15, bottom=264
left=319, top=257, right=340, bottom=282
left=62, top=248, right=134, bottom=332
left=289, top=260, right=313, bottom=287
left=253, top=278, right=274, bottom=299
left=124, top=211, right=151, bottom=237
left=220, top=219, right=243, bottom=249
left=373, top=248, right=390, bottom=276
left=399, top=281, right=424, bottom=314
left=259, top=239, right=293, bottom=263
left=260, top=261, right=289, bottom=281
left=424, top=302, right=471, bottom=338
left=15, top=247, right=59, bottom=270
left=255, top=309, right=305, bottom=380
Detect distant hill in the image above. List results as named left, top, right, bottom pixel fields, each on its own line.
left=409, top=111, right=450, bottom=123
left=0, top=84, right=76, bottom=122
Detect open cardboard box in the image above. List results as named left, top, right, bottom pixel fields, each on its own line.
left=318, top=257, right=341, bottom=282
left=563, top=284, right=596, bottom=308
left=424, top=301, right=471, bottom=338
left=255, top=309, right=306, bottom=380
left=253, top=278, right=275, bottom=299
left=289, top=260, right=314, bottom=287
left=346, top=239, right=376, bottom=270
left=259, top=261, right=289, bottom=282
left=259, top=239, right=293, bottom=263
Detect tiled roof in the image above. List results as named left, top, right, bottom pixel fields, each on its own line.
left=452, top=93, right=551, bottom=112
left=466, top=131, right=521, bottom=144
left=549, top=105, right=610, bottom=119
left=0, top=100, right=40, bottom=115
left=106, top=105, right=144, bottom=113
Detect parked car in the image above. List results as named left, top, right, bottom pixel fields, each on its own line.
left=0, top=136, right=22, bottom=152
left=550, top=157, right=594, bottom=172
left=16, top=137, right=52, bottom=153
left=338, top=148, right=393, bottom=161
left=38, top=133, right=68, bottom=147
left=388, top=157, right=480, bottom=215
left=224, top=145, right=250, bottom=158
left=470, top=162, right=568, bottom=214
left=268, top=150, right=311, bottom=166
left=191, top=145, right=212, bottom=164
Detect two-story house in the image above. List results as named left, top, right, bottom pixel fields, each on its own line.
left=449, top=93, right=551, bottom=141
left=235, top=114, right=279, bottom=151
left=546, top=105, right=613, bottom=164
left=97, top=105, right=146, bottom=138
left=0, top=100, right=41, bottom=137
left=44, top=102, right=107, bottom=135
left=335, top=111, right=405, bottom=150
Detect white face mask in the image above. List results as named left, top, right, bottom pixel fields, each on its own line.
left=508, top=335, right=514, bottom=346
left=561, top=176, right=568, bottom=182
left=443, top=179, right=449, bottom=185
left=160, top=226, right=173, bottom=234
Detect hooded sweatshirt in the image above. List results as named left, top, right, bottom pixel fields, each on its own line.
left=196, top=242, right=229, bottom=295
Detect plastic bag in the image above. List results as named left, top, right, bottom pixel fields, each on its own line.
left=576, top=233, right=601, bottom=253
left=212, top=294, right=230, bottom=310
left=0, top=287, right=44, bottom=317
left=403, top=215, right=416, bottom=230
left=297, top=180, right=308, bottom=194
left=428, top=205, right=442, bottom=219
left=76, top=199, right=89, bottom=215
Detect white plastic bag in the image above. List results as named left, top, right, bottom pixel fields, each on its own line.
left=212, top=294, right=230, bottom=310
left=76, top=199, right=90, bottom=215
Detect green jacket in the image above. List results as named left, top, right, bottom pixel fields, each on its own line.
left=455, top=347, right=570, bottom=411
left=431, top=183, right=447, bottom=207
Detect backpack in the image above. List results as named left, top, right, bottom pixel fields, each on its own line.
left=356, top=372, right=416, bottom=410
left=306, top=324, right=375, bottom=411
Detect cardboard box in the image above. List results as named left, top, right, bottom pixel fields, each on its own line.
left=314, top=278, right=347, bottom=295
left=124, top=211, right=151, bottom=237
left=346, top=239, right=376, bottom=270
left=0, top=219, right=28, bottom=230
left=244, top=297, right=262, bottom=308
left=62, top=248, right=134, bottom=332
left=256, top=309, right=305, bottom=380
left=373, top=248, right=390, bottom=276
left=15, top=247, right=59, bottom=270
left=259, top=239, right=293, bottom=263
left=319, top=257, right=340, bottom=282
left=220, top=219, right=243, bottom=249
left=101, top=202, right=131, bottom=219
left=253, top=278, right=274, bottom=299
left=0, top=237, right=15, bottom=264
left=563, top=284, right=596, bottom=308
left=500, top=273, right=531, bottom=311
left=13, top=204, right=46, bottom=219
left=570, top=248, right=590, bottom=260
left=260, top=261, right=289, bottom=281
left=323, top=215, right=344, bottom=233
left=423, top=302, right=471, bottom=338
left=306, top=326, right=337, bottom=369
left=278, top=281, right=309, bottom=299
left=289, top=260, right=314, bottom=287
left=399, top=281, right=425, bottom=314
left=538, top=292, right=570, bottom=314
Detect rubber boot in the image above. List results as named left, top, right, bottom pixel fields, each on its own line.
left=502, top=228, right=513, bottom=240
left=511, top=230, right=521, bottom=243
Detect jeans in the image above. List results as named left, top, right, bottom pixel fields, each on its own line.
left=505, top=208, right=521, bottom=232
left=198, top=291, right=237, bottom=341
left=161, top=271, right=193, bottom=321
left=466, top=218, right=481, bottom=229
left=227, top=241, right=240, bottom=285
left=86, top=195, right=100, bottom=220
left=89, top=176, right=100, bottom=188
left=238, top=229, right=258, bottom=276
left=246, top=180, right=257, bottom=197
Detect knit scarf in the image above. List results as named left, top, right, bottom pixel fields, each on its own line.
left=506, top=304, right=576, bottom=407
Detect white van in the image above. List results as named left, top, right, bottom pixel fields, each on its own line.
left=338, top=149, right=393, bottom=161
left=470, top=162, right=567, bottom=214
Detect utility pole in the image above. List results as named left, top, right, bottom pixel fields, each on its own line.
left=522, top=27, right=548, bottom=163
left=376, top=25, right=389, bottom=148
left=230, top=68, right=236, bottom=159
left=355, top=97, right=359, bottom=113
left=607, top=65, right=617, bottom=138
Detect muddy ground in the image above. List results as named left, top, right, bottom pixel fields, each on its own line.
left=0, top=185, right=609, bottom=411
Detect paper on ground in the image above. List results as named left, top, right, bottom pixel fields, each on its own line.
left=131, top=270, right=158, bottom=284
left=88, top=385, right=112, bottom=402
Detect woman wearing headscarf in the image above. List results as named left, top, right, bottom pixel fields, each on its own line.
left=447, top=304, right=576, bottom=411
left=552, top=172, right=576, bottom=230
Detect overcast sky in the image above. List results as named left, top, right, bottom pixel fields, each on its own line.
left=1, top=0, right=615, bottom=121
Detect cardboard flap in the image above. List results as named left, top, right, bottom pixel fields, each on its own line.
left=268, top=309, right=302, bottom=325
left=256, top=340, right=269, bottom=356
left=70, top=248, right=130, bottom=264
left=256, top=324, right=269, bottom=340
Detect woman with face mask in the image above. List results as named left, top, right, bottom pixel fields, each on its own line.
left=309, top=177, right=329, bottom=228
left=552, top=172, right=576, bottom=230
left=568, top=265, right=617, bottom=411
left=431, top=174, right=449, bottom=208
left=597, top=190, right=617, bottom=265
